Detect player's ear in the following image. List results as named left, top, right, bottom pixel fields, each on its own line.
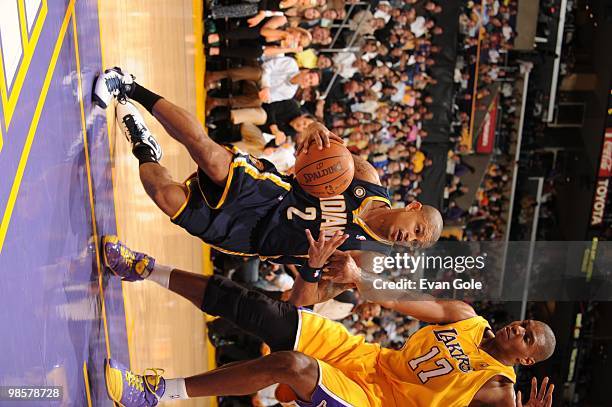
left=518, top=357, right=535, bottom=366
left=405, top=201, right=423, bottom=211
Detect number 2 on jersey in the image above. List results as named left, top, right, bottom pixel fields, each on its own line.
left=408, top=346, right=453, bottom=383
left=287, top=206, right=317, bottom=221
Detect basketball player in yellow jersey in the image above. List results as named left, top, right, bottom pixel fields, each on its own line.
left=102, top=233, right=555, bottom=407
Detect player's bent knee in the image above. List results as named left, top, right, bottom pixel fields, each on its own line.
left=151, top=184, right=189, bottom=218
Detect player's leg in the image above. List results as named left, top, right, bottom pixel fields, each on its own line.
left=115, top=102, right=189, bottom=217
left=184, top=351, right=317, bottom=399
left=105, top=351, right=319, bottom=405
left=150, top=98, right=232, bottom=186
left=139, top=163, right=188, bottom=217
left=102, top=236, right=299, bottom=352
left=94, top=68, right=232, bottom=186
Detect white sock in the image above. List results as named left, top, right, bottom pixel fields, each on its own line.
left=160, top=378, right=189, bottom=401
left=149, top=263, right=173, bottom=289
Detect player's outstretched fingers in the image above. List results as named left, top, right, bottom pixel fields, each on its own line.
left=544, top=384, right=554, bottom=407
left=305, top=229, right=318, bottom=248
left=326, top=230, right=349, bottom=249
left=305, top=230, right=348, bottom=268
left=519, top=376, right=554, bottom=407
left=538, top=377, right=548, bottom=401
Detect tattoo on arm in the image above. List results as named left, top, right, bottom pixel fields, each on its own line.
left=352, top=155, right=381, bottom=185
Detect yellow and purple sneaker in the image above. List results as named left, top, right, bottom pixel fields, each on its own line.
left=102, top=235, right=155, bottom=281
left=105, top=359, right=166, bottom=407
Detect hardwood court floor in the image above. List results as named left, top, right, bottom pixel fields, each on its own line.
left=98, top=1, right=209, bottom=405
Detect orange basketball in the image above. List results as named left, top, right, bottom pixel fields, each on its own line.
left=295, top=139, right=355, bottom=198
left=275, top=384, right=298, bottom=402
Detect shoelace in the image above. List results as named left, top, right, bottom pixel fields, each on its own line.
left=125, top=370, right=144, bottom=392
left=122, top=115, right=145, bottom=143
left=124, top=368, right=165, bottom=401
left=143, top=368, right=165, bottom=401
left=105, top=75, right=130, bottom=103
left=119, top=245, right=135, bottom=268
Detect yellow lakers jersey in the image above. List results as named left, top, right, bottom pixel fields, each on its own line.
left=377, top=316, right=516, bottom=407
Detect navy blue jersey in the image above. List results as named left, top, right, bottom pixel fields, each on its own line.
left=256, top=177, right=394, bottom=263
left=172, top=152, right=393, bottom=263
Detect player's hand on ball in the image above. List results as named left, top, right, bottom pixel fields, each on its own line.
left=296, top=122, right=343, bottom=155
left=324, top=250, right=361, bottom=284
left=305, top=229, right=348, bottom=268
left=516, top=377, right=553, bottom=407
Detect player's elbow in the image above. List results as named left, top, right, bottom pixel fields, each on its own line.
left=441, top=300, right=477, bottom=323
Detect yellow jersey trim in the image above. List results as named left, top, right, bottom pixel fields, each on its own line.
left=170, top=178, right=194, bottom=220
left=208, top=243, right=258, bottom=257
left=198, top=156, right=291, bottom=210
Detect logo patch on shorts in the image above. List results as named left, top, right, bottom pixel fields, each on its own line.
left=353, top=186, right=366, bottom=198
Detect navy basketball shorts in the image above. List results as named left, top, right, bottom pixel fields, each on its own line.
left=170, top=152, right=291, bottom=256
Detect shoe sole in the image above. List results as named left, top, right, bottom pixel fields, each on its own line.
left=104, top=359, right=127, bottom=407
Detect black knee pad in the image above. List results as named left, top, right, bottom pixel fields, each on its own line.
left=202, top=275, right=299, bottom=351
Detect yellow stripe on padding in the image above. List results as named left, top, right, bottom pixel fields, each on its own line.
left=83, top=361, right=93, bottom=407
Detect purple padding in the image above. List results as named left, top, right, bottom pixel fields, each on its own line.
left=0, top=0, right=128, bottom=406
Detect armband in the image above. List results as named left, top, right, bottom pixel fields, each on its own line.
left=299, top=265, right=323, bottom=283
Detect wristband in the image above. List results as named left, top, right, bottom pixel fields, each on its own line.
left=299, top=265, right=323, bottom=283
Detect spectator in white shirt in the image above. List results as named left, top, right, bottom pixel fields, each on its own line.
left=204, top=56, right=320, bottom=113
left=259, top=56, right=320, bottom=103
left=410, top=16, right=436, bottom=38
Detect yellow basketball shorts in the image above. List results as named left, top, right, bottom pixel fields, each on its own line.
left=293, top=309, right=387, bottom=407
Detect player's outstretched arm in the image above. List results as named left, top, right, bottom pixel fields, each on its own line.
left=326, top=251, right=476, bottom=324
left=471, top=376, right=554, bottom=407
left=289, top=278, right=354, bottom=306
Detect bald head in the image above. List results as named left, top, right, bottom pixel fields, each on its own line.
left=421, top=205, right=443, bottom=246
left=533, top=321, right=556, bottom=362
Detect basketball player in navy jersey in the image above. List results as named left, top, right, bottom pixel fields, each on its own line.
left=93, top=67, right=443, bottom=285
